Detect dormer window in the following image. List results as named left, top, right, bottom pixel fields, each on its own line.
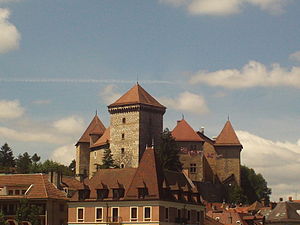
left=113, top=188, right=125, bottom=199
left=79, top=189, right=90, bottom=200
left=138, top=187, right=148, bottom=199
left=97, top=189, right=109, bottom=200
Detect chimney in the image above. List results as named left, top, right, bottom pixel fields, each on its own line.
left=288, top=196, right=293, bottom=202
left=75, top=174, right=84, bottom=182
left=177, top=120, right=181, bottom=124
left=200, top=127, right=204, bottom=134
left=212, top=136, right=217, bottom=141
left=48, top=171, right=62, bottom=189
left=279, top=197, right=283, bottom=202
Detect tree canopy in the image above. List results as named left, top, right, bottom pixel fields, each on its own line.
left=156, top=128, right=182, bottom=171
left=226, top=165, right=271, bottom=205
left=99, top=148, right=118, bottom=169
left=0, top=143, right=15, bottom=168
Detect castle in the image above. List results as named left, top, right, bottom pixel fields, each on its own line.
left=75, top=83, right=243, bottom=187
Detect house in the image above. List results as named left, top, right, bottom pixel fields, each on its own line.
left=68, top=147, right=205, bottom=225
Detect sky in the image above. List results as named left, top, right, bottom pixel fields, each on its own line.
left=1, top=0, right=300, bottom=201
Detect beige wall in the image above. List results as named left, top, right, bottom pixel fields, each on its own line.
left=75, top=143, right=90, bottom=176
left=89, top=149, right=105, bottom=178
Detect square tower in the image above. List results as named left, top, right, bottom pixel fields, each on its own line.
left=108, top=84, right=166, bottom=168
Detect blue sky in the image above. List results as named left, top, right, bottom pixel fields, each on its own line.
left=1, top=0, right=300, bottom=200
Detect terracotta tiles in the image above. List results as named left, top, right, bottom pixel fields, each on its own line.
left=76, top=115, right=106, bottom=144
left=215, top=120, right=242, bottom=146
left=109, top=83, right=165, bottom=108
left=91, top=127, right=110, bottom=148
left=172, top=119, right=204, bottom=142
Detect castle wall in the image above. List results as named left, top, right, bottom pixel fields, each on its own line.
left=180, top=153, right=204, bottom=182
left=89, top=149, right=105, bottom=178
left=110, top=110, right=140, bottom=168
left=215, top=146, right=241, bottom=186
left=76, top=143, right=90, bottom=176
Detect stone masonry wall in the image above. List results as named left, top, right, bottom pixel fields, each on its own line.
left=89, top=149, right=105, bottom=178
left=215, top=146, right=241, bottom=185
left=76, top=143, right=90, bottom=176
left=110, top=110, right=140, bottom=168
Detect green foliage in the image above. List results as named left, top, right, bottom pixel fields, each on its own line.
left=226, top=165, right=271, bottom=204
left=16, top=152, right=32, bottom=173
left=156, top=128, right=182, bottom=171
left=0, top=143, right=15, bottom=168
left=16, top=199, right=41, bottom=225
left=35, top=160, right=74, bottom=176
left=69, top=159, right=76, bottom=175
left=0, top=210, right=8, bottom=225
left=100, top=149, right=118, bottom=169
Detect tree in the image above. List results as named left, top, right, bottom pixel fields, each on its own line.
left=0, top=210, right=8, bottom=225
left=0, top=143, right=15, bottom=168
left=16, top=152, right=32, bottom=174
left=69, top=159, right=76, bottom=174
left=241, top=165, right=271, bottom=204
left=100, top=149, right=118, bottom=169
left=16, top=199, right=41, bottom=225
left=31, top=153, right=41, bottom=164
left=226, top=165, right=271, bottom=204
left=39, top=160, right=74, bottom=176
left=156, top=128, right=182, bottom=171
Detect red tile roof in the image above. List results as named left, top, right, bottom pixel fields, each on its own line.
left=172, top=119, right=204, bottom=142
left=91, top=127, right=110, bottom=148
left=0, top=174, right=67, bottom=200
left=215, top=120, right=242, bottom=146
left=108, top=83, right=165, bottom=108
left=76, top=115, right=106, bottom=144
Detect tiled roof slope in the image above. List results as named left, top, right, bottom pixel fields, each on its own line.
left=267, top=202, right=300, bottom=222
left=91, top=127, right=110, bottom=148
left=62, top=176, right=85, bottom=190
left=125, top=147, right=164, bottom=200
left=172, top=119, right=204, bottom=142
left=76, top=115, right=106, bottom=144
left=0, top=174, right=67, bottom=200
left=109, top=83, right=165, bottom=108
left=215, top=120, right=242, bottom=146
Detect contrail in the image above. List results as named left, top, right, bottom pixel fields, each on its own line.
left=0, top=78, right=175, bottom=84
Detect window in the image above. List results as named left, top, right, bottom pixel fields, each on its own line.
left=94, top=151, right=97, bottom=159
left=95, top=207, right=103, bottom=222
left=77, top=208, right=84, bottom=222
left=138, top=188, right=148, bottom=199
left=113, top=188, right=125, bottom=199
left=187, top=210, right=190, bottom=221
left=112, top=207, right=119, bottom=222
left=121, top=133, right=125, bottom=140
left=121, top=148, right=125, bottom=154
left=120, top=163, right=125, bottom=168
left=8, top=190, right=13, bottom=195
left=130, top=207, right=138, bottom=221
left=165, top=208, right=169, bottom=221
left=97, top=189, right=109, bottom=200
left=190, top=163, right=197, bottom=173
left=177, top=209, right=181, bottom=218
left=197, top=212, right=200, bottom=222
left=144, top=207, right=151, bottom=221
left=122, top=118, right=126, bottom=124
left=15, top=190, right=20, bottom=195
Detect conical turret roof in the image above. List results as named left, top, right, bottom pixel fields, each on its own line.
left=76, top=115, right=106, bottom=145
left=215, top=120, right=241, bottom=146
left=172, top=119, right=204, bottom=142
left=108, top=83, right=165, bottom=109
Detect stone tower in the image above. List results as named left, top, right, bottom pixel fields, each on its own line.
left=108, top=83, right=166, bottom=168
left=214, top=120, right=243, bottom=186
left=75, top=115, right=105, bottom=178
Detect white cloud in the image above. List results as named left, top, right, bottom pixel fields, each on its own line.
left=50, top=144, right=75, bottom=165
left=0, top=126, right=66, bottom=144
left=237, top=130, right=300, bottom=201
left=160, top=91, right=209, bottom=115
left=159, top=0, right=287, bottom=16
left=189, top=60, right=300, bottom=89
left=289, top=50, right=300, bottom=63
left=100, top=84, right=122, bottom=105
left=53, top=116, right=85, bottom=134
left=0, top=8, right=20, bottom=53
left=0, top=99, right=24, bottom=119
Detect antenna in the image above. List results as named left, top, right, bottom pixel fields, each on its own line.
left=96, top=109, right=98, bottom=116
left=227, top=114, right=230, bottom=121
left=182, top=114, right=184, bottom=120
left=137, top=73, right=139, bottom=85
